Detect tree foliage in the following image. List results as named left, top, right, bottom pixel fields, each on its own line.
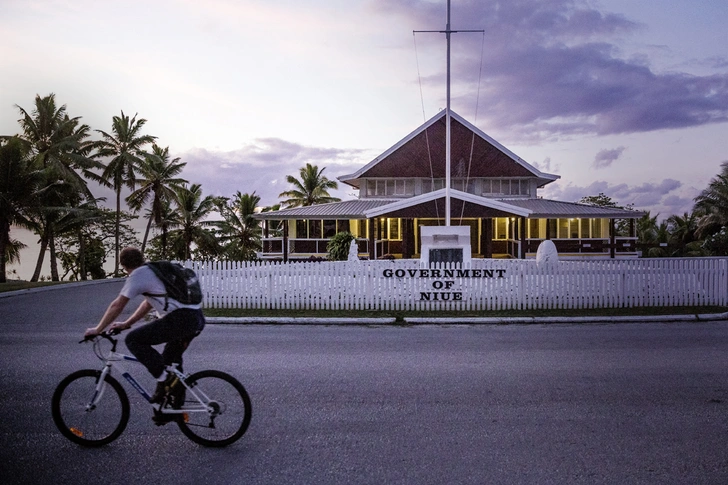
left=96, top=111, right=156, bottom=275
left=278, top=163, right=340, bottom=208
left=327, top=231, right=355, bottom=261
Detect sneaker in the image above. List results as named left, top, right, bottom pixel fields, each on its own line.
left=150, top=374, right=179, bottom=404
left=152, top=410, right=177, bottom=426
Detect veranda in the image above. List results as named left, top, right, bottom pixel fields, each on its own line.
left=188, top=257, right=728, bottom=311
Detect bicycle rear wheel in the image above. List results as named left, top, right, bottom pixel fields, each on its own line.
left=51, top=369, right=130, bottom=447
left=176, top=370, right=251, bottom=447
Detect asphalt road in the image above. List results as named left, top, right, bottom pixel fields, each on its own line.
left=1, top=282, right=728, bottom=484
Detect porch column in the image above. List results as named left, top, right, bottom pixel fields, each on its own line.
left=283, top=220, right=289, bottom=263
left=609, top=218, right=616, bottom=259
left=402, top=219, right=414, bottom=259
left=520, top=217, right=527, bottom=259
left=481, top=218, right=493, bottom=258
left=545, top=218, right=552, bottom=240
left=368, top=218, right=375, bottom=260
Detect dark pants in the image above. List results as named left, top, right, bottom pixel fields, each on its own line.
left=125, top=309, right=205, bottom=378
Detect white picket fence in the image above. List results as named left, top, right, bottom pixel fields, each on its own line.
left=185, top=258, right=728, bottom=310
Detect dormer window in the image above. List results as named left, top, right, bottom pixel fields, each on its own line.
left=366, top=179, right=415, bottom=197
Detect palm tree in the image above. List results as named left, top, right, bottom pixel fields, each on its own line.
left=167, top=184, right=218, bottom=260
left=10, top=94, right=102, bottom=281
left=694, top=161, right=728, bottom=238
left=215, top=191, right=262, bottom=261
left=278, top=163, right=340, bottom=208
left=54, top=198, right=106, bottom=280
left=126, top=144, right=187, bottom=254
left=0, top=137, right=45, bottom=283
left=150, top=199, right=181, bottom=260
left=96, top=111, right=156, bottom=275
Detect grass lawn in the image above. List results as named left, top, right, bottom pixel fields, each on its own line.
left=0, top=280, right=70, bottom=293
left=203, top=306, right=728, bottom=319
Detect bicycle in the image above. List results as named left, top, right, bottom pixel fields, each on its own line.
left=51, top=332, right=252, bottom=447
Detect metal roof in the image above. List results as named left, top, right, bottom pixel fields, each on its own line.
left=503, top=198, right=645, bottom=218
left=253, top=199, right=394, bottom=220
left=255, top=195, right=644, bottom=220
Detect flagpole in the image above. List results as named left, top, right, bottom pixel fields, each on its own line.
left=445, top=0, right=451, bottom=226
left=414, top=1, right=482, bottom=228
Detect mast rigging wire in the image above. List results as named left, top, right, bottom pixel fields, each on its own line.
left=413, top=32, right=440, bottom=225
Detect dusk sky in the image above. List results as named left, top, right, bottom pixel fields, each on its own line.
left=2, top=0, right=728, bottom=276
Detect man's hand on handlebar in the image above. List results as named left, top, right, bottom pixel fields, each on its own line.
left=83, top=322, right=130, bottom=340
left=108, top=321, right=132, bottom=334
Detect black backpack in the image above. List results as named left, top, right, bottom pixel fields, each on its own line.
left=144, top=261, right=203, bottom=310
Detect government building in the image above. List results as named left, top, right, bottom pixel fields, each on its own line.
left=254, top=110, right=642, bottom=261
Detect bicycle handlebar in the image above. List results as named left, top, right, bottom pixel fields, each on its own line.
left=79, top=330, right=121, bottom=345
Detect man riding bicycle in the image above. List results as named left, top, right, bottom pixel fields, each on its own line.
left=84, top=247, right=205, bottom=404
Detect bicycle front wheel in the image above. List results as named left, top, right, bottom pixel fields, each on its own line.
left=176, top=370, right=251, bottom=447
left=51, top=369, right=130, bottom=447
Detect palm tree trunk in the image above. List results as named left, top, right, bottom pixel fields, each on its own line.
left=161, top=225, right=168, bottom=259
left=30, top=225, right=49, bottom=282
left=49, top=227, right=59, bottom=281
left=0, top=219, right=9, bottom=284
left=141, top=214, right=153, bottom=255
left=114, top=189, right=121, bottom=276
left=78, top=228, right=87, bottom=281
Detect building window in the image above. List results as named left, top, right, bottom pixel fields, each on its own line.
left=355, top=220, right=367, bottom=238
left=423, top=178, right=445, bottom=193
left=591, top=219, right=603, bottom=238
left=367, top=179, right=414, bottom=197
left=558, top=219, right=569, bottom=238
left=296, top=220, right=307, bottom=238
left=389, top=219, right=400, bottom=240
left=528, top=219, right=541, bottom=239
left=323, top=220, right=336, bottom=238
left=580, top=219, right=590, bottom=238
left=482, top=178, right=530, bottom=197
left=546, top=219, right=557, bottom=238
left=494, top=218, right=508, bottom=240
left=366, top=180, right=375, bottom=197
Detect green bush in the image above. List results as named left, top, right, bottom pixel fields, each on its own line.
left=327, top=231, right=355, bottom=261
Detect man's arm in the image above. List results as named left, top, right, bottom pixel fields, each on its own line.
left=84, top=295, right=131, bottom=337
left=113, top=299, right=154, bottom=331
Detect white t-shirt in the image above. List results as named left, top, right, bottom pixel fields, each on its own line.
left=120, top=265, right=201, bottom=317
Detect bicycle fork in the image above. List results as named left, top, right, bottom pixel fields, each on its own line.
left=87, top=365, right=113, bottom=411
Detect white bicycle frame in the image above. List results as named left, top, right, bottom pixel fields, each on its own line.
left=89, top=335, right=215, bottom=417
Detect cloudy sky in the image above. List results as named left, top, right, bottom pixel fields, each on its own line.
left=2, top=0, right=727, bottom=274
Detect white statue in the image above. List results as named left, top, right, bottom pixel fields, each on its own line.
left=536, top=240, right=559, bottom=268
left=347, top=239, right=359, bottom=261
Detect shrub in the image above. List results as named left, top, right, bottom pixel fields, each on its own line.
left=327, top=231, right=355, bottom=261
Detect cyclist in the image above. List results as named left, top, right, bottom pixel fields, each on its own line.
left=84, top=247, right=205, bottom=404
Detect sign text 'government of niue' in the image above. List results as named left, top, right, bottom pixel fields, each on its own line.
left=381, top=268, right=507, bottom=301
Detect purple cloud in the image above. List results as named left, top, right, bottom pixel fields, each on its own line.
left=371, top=0, right=728, bottom=138
left=541, top=178, right=688, bottom=216
left=177, top=138, right=370, bottom=206
left=593, top=146, right=626, bottom=169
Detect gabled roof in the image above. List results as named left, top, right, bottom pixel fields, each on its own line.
left=338, top=110, right=560, bottom=189
left=364, top=189, right=531, bottom=218
left=253, top=193, right=644, bottom=220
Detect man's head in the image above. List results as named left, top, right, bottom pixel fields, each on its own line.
left=119, top=247, right=145, bottom=271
